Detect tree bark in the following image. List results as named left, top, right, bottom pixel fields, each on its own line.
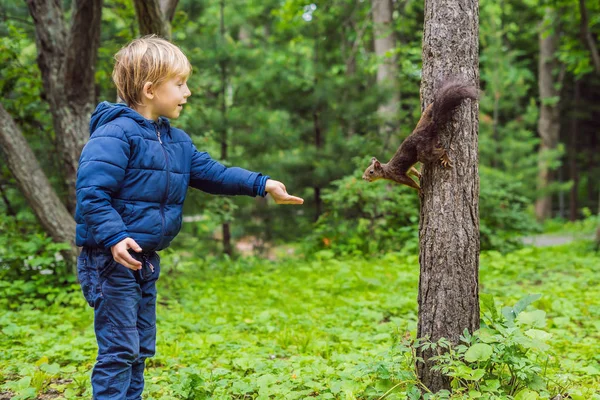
left=0, top=104, right=78, bottom=264
left=535, top=8, right=561, bottom=221
left=313, top=110, right=323, bottom=220
left=218, top=0, right=233, bottom=256
left=160, top=0, right=179, bottom=24
left=568, top=80, right=581, bottom=221
left=418, top=0, right=480, bottom=392
left=371, top=0, right=400, bottom=144
left=133, top=0, right=174, bottom=38
left=26, top=0, right=103, bottom=215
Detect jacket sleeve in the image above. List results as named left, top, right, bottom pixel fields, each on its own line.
left=76, top=124, right=130, bottom=248
left=189, top=143, right=269, bottom=196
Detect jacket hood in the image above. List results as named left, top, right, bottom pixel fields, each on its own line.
left=90, top=102, right=170, bottom=135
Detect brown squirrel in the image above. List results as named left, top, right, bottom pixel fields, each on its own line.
left=362, top=80, right=478, bottom=192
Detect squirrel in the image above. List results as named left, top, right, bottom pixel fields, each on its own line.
left=362, top=79, right=478, bottom=193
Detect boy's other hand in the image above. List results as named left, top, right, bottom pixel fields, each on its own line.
left=111, top=238, right=143, bottom=270
left=265, top=179, right=304, bottom=205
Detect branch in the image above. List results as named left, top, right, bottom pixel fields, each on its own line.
left=345, top=11, right=372, bottom=71
left=133, top=0, right=170, bottom=37
left=65, top=0, right=103, bottom=105
left=0, top=103, right=77, bottom=256
left=160, top=0, right=179, bottom=22
left=579, top=0, right=600, bottom=74
left=1, top=12, right=34, bottom=27
left=0, top=179, right=16, bottom=216
left=26, top=0, right=68, bottom=97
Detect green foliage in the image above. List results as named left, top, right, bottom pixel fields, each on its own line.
left=1, top=241, right=599, bottom=398
left=479, top=166, right=541, bottom=252
left=305, top=164, right=539, bottom=256
left=543, top=209, right=600, bottom=234
left=306, top=161, right=420, bottom=257
left=3, top=0, right=600, bottom=256
left=0, top=214, right=74, bottom=310
left=428, top=294, right=554, bottom=399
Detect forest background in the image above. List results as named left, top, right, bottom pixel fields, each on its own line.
left=0, top=0, right=600, bottom=398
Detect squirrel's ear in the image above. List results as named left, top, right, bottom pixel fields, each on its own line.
left=374, top=160, right=382, bottom=169
left=371, top=157, right=378, bottom=164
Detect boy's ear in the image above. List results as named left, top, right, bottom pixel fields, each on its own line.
left=142, top=81, right=155, bottom=100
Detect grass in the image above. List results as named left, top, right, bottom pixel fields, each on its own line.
left=1, top=241, right=599, bottom=399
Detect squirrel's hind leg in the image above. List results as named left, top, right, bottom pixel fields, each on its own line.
left=409, top=165, right=422, bottom=179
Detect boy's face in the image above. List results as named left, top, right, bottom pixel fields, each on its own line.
left=150, top=76, right=191, bottom=120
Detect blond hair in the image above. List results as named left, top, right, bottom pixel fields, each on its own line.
left=112, top=35, right=192, bottom=106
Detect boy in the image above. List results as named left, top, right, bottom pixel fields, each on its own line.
left=75, top=36, right=303, bottom=399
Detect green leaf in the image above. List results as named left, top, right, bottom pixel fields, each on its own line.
left=480, top=293, right=499, bottom=321
left=502, top=294, right=542, bottom=323
left=513, top=294, right=542, bottom=314
left=517, top=310, right=546, bottom=328
left=464, top=344, right=493, bottom=362
left=514, top=388, right=539, bottom=400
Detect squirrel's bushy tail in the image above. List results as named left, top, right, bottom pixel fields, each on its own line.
left=430, top=79, right=478, bottom=127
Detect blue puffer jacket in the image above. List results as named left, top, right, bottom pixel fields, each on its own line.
left=75, top=102, right=269, bottom=251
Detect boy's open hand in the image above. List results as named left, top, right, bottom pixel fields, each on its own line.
left=111, top=238, right=143, bottom=270
left=265, top=179, right=304, bottom=205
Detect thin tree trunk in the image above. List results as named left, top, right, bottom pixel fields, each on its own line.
left=491, top=91, right=500, bottom=169
left=313, top=110, right=323, bottom=220
left=372, top=0, right=400, bottom=146
left=0, top=179, right=16, bottom=216
left=219, top=0, right=232, bottom=256
left=579, top=0, right=600, bottom=73
left=133, top=0, right=179, bottom=38
left=160, top=0, right=179, bottom=23
left=535, top=8, right=561, bottom=221
left=0, top=104, right=78, bottom=264
left=418, top=0, right=480, bottom=392
left=578, top=0, right=600, bottom=242
left=597, top=191, right=600, bottom=249
left=568, top=80, right=581, bottom=221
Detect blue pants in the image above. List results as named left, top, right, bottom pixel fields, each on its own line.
left=77, top=247, right=161, bottom=400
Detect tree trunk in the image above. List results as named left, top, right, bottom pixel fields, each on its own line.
left=218, top=0, right=233, bottom=256
left=133, top=0, right=179, bottom=38
left=597, top=191, right=600, bottom=250
left=535, top=8, right=560, bottom=221
left=313, top=110, right=323, bottom=220
left=26, top=0, right=103, bottom=215
left=313, top=32, right=323, bottom=220
left=0, top=104, right=78, bottom=264
left=371, top=0, right=400, bottom=145
left=579, top=0, right=600, bottom=74
left=0, top=0, right=181, bottom=275
left=568, top=80, right=581, bottom=221
left=418, top=0, right=480, bottom=392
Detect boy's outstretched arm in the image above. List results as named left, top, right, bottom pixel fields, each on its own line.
left=265, top=179, right=303, bottom=204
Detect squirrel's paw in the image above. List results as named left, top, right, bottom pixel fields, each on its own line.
left=439, top=154, right=453, bottom=169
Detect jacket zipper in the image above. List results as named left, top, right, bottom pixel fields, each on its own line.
left=156, top=126, right=169, bottom=248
